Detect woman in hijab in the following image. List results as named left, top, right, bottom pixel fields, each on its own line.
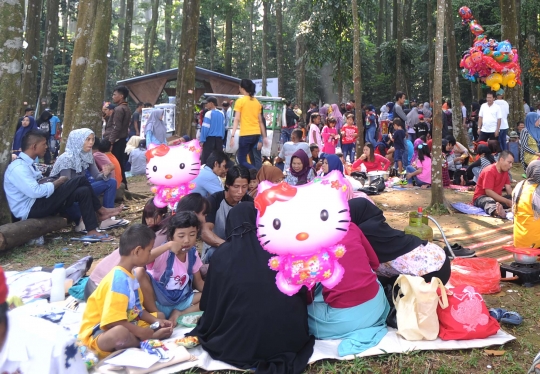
left=249, top=165, right=284, bottom=197
left=50, top=128, right=125, bottom=230
left=512, top=160, right=540, bottom=248
left=422, top=102, right=432, bottom=122
left=319, top=104, right=330, bottom=125
left=321, top=154, right=356, bottom=200
left=125, top=135, right=143, bottom=155
left=406, top=105, right=419, bottom=141
left=348, top=198, right=451, bottom=285
left=519, top=112, right=540, bottom=171
left=145, top=108, right=168, bottom=145
left=189, top=203, right=314, bottom=373
left=307, top=221, right=389, bottom=357
left=285, top=149, right=315, bottom=186
left=12, top=115, right=38, bottom=158
left=330, top=103, right=344, bottom=132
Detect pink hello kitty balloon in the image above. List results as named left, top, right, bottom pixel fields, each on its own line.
left=254, top=170, right=350, bottom=296
left=145, top=140, right=201, bottom=209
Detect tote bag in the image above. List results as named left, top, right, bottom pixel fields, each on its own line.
left=393, top=275, right=448, bottom=341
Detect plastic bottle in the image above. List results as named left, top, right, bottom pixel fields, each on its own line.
left=404, top=207, right=434, bottom=241
left=50, top=263, right=66, bottom=302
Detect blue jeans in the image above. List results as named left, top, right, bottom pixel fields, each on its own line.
left=280, top=128, right=293, bottom=145
left=394, top=148, right=408, bottom=169
left=365, top=125, right=376, bottom=145
left=237, top=135, right=260, bottom=170
left=342, top=143, right=355, bottom=162
left=406, top=165, right=430, bottom=186
left=498, top=129, right=508, bottom=151
left=249, top=144, right=262, bottom=170
left=91, top=179, right=117, bottom=208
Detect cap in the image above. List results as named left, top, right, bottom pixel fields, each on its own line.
left=496, top=88, right=505, bottom=96
left=106, top=103, right=116, bottom=110
left=509, top=131, right=519, bottom=138
left=0, top=267, right=7, bottom=304
left=419, top=114, right=424, bottom=120
left=206, top=96, right=218, bottom=106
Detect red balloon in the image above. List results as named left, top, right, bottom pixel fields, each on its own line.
left=459, top=6, right=473, bottom=20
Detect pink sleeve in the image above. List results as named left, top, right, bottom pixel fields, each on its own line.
left=359, top=229, right=380, bottom=270
left=351, top=159, right=364, bottom=170
left=192, top=251, right=203, bottom=274
left=321, top=127, right=329, bottom=142
left=147, top=251, right=169, bottom=279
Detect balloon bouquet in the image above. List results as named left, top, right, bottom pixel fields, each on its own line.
left=145, top=140, right=201, bottom=209
left=458, top=6, right=521, bottom=91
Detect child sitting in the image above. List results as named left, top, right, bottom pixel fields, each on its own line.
left=99, top=139, right=122, bottom=189
left=78, top=224, right=173, bottom=359
left=248, top=169, right=258, bottom=196
left=136, top=211, right=205, bottom=327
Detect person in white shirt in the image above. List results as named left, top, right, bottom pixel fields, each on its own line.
left=0, top=267, right=87, bottom=373
left=276, top=129, right=311, bottom=173
left=494, top=89, right=510, bottom=151
left=524, top=99, right=530, bottom=114
left=478, top=92, right=502, bottom=142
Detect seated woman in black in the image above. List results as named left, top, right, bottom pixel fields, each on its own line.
left=348, top=198, right=451, bottom=285
left=189, top=202, right=314, bottom=374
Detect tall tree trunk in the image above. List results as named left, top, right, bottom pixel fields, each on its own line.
left=145, top=0, right=159, bottom=74
left=39, top=0, right=60, bottom=107
left=117, top=0, right=125, bottom=65
left=164, top=0, right=172, bottom=70
left=120, top=0, right=133, bottom=78
left=352, top=0, right=364, bottom=154
left=376, top=0, right=384, bottom=74
left=395, top=0, right=404, bottom=91
left=261, top=0, right=269, bottom=95
left=276, top=0, right=284, bottom=97
left=295, top=33, right=306, bottom=115
left=445, top=0, right=467, bottom=146
left=336, top=52, right=342, bottom=104
left=0, top=0, right=25, bottom=225
left=385, top=0, right=391, bottom=42
left=392, top=0, right=397, bottom=39
left=427, top=0, right=434, bottom=101
left=404, top=0, right=412, bottom=38
left=175, top=0, right=200, bottom=138
left=209, top=12, right=214, bottom=71
left=430, top=0, right=449, bottom=211
left=21, top=0, right=42, bottom=107
left=500, top=0, right=524, bottom=128
left=248, top=1, right=254, bottom=78
left=57, top=1, right=69, bottom=115
left=224, top=8, right=232, bottom=75
left=61, top=0, right=98, bottom=152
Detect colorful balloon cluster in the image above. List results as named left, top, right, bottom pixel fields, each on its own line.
left=458, top=6, right=521, bottom=91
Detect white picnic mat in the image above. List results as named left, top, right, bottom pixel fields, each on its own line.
left=150, top=326, right=515, bottom=373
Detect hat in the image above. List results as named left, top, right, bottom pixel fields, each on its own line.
left=509, top=131, right=519, bottom=138
left=419, top=114, right=424, bottom=120
left=106, top=103, right=116, bottom=110
left=0, top=267, right=7, bottom=304
left=496, top=88, right=505, bottom=96
left=206, top=96, right=218, bottom=106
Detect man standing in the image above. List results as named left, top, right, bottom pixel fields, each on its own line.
left=200, top=96, right=225, bottom=165
left=222, top=101, right=232, bottom=138
left=478, top=92, right=502, bottom=142
left=524, top=99, right=530, bottom=114
left=472, top=151, right=514, bottom=218
left=129, top=102, right=143, bottom=137
left=393, top=92, right=408, bottom=124
left=191, top=150, right=234, bottom=197
left=282, top=101, right=299, bottom=144
left=103, top=86, right=131, bottom=188
left=16, top=107, right=34, bottom=131
left=307, top=101, right=319, bottom=118
left=48, top=110, right=62, bottom=159
left=494, top=89, right=510, bottom=151
left=276, top=129, right=310, bottom=172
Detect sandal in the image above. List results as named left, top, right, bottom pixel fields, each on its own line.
left=99, top=219, right=130, bottom=230
left=71, top=234, right=114, bottom=243
left=500, top=310, right=523, bottom=325
left=489, top=308, right=507, bottom=321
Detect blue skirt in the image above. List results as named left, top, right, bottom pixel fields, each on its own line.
left=307, top=282, right=390, bottom=357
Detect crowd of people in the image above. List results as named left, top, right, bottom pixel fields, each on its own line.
left=2, top=79, right=540, bottom=373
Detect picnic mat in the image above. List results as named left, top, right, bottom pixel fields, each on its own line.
left=451, top=202, right=490, bottom=216
left=148, top=327, right=515, bottom=373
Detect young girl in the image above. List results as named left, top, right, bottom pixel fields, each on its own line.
left=138, top=211, right=205, bottom=326
left=405, top=143, right=431, bottom=188
left=308, top=112, right=323, bottom=149
left=322, top=117, right=339, bottom=154
left=340, top=114, right=358, bottom=162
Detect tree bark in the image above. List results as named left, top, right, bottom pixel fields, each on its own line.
left=295, top=32, right=306, bottom=115
left=261, top=0, right=269, bottom=96
left=117, top=0, right=125, bottom=65
left=61, top=0, right=100, bottom=150
left=164, top=0, right=172, bottom=70
left=430, top=0, right=449, bottom=210
left=248, top=1, right=254, bottom=78
left=224, top=8, right=233, bottom=75
left=500, top=0, right=524, bottom=128
left=404, top=0, right=412, bottom=38
left=392, top=0, right=397, bottom=39
left=445, top=0, right=467, bottom=146
left=209, top=12, right=214, bottom=71
left=0, top=0, right=25, bottom=225
left=376, top=0, right=384, bottom=74
left=57, top=0, right=69, bottom=116
left=39, top=0, right=60, bottom=106
left=0, top=217, right=67, bottom=251
left=145, top=0, right=159, bottom=74
left=427, top=0, right=434, bottom=101
left=276, top=0, right=284, bottom=97
left=121, top=0, right=133, bottom=78
left=175, top=0, right=200, bottom=138
left=352, top=0, right=364, bottom=154
left=395, top=0, right=404, bottom=91
left=21, top=0, right=42, bottom=107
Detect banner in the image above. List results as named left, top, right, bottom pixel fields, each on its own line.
left=253, top=78, right=279, bottom=97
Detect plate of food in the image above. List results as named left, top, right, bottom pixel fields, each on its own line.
left=178, top=311, right=203, bottom=328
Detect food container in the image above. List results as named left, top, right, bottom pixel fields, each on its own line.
left=502, top=245, right=540, bottom=264
left=366, top=171, right=389, bottom=183
left=513, top=253, right=539, bottom=264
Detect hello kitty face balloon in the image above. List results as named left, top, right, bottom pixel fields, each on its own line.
left=255, top=171, right=350, bottom=296
left=145, top=140, right=201, bottom=208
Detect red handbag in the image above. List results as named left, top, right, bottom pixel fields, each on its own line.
left=437, top=284, right=500, bottom=340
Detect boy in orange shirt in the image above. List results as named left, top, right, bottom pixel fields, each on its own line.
left=99, top=139, right=122, bottom=189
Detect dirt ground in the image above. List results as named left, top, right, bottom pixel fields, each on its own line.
left=0, top=165, right=538, bottom=373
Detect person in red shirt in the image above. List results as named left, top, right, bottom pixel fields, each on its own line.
left=351, top=142, right=391, bottom=172
left=340, top=114, right=358, bottom=162
left=472, top=150, right=514, bottom=218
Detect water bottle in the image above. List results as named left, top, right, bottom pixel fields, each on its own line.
left=50, top=263, right=66, bottom=302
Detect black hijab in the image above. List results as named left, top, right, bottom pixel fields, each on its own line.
left=189, top=202, right=314, bottom=374
left=348, top=198, right=426, bottom=263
